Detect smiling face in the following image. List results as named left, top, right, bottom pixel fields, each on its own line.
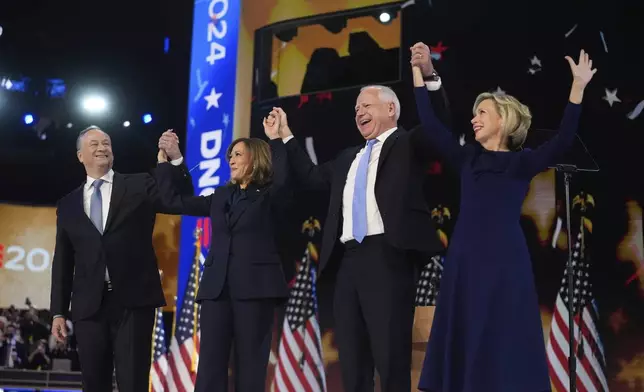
left=77, top=128, right=113, bottom=174
left=228, top=140, right=252, bottom=185
left=471, top=98, right=504, bottom=149
left=354, top=87, right=397, bottom=140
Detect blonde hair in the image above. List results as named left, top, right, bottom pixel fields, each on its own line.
left=226, top=138, right=273, bottom=186
left=473, top=92, right=532, bottom=151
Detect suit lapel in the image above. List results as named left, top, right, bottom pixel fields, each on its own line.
left=104, top=173, right=125, bottom=234
left=228, top=185, right=266, bottom=229
left=70, top=185, right=99, bottom=233
left=376, top=129, right=400, bottom=174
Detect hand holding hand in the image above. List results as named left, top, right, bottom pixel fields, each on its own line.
left=410, top=42, right=434, bottom=77
left=158, top=129, right=182, bottom=161
left=51, top=317, right=67, bottom=344
left=271, top=107, right=292, bottom=138
left=263, top=111, right=280, bottom=140
left=565, top=49, right=597, bottom=88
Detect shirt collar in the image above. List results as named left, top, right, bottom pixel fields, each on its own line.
left=85, top=169, right=114, bottom=190
left=375, top=126, right=398, bottom=144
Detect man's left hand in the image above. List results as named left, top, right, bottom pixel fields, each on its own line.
left=410, top=42, right=435, bottom=77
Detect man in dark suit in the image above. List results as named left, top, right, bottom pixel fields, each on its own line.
left=49, top=127, right=192, bottom=392
left=269, top=42, right=448, bottom=391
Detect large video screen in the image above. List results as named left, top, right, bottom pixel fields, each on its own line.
left=0, top=202, right=183, bottom=311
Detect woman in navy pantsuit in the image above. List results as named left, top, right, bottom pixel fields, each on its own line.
left=409, top=46, right=597, bottom=391
left=157, top=115, right=291, bottom=391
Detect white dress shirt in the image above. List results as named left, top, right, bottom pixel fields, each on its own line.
left=339, top=127, right=396, bottom=242
left=84, top=170, right=115, bottom=282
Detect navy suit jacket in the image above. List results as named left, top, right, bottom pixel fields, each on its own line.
left=155, top=139, right=291, bottom=301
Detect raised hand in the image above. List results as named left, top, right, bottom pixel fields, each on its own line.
left=410, top=42, right=434, bottom=77
left=565, top=49, right=597, bottom=88
left=272, top=107, right=292, bottom=138
left=158, top=129, right=182, bottom=161
left=263, top=111, right=280, bottom=140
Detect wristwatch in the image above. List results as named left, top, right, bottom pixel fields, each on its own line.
left=423, top=71, right=440, bottom=82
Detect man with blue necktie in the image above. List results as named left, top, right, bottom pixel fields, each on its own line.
left=49, top=126, right=192, bottom=392
left=269, top=42, right=448, bottom=392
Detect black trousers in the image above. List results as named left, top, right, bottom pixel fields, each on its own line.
left=74, top=285, right=155, bottom=392
left=333, top=234, right=417, bottom=392
left=194, top=288, right=277, bottom=392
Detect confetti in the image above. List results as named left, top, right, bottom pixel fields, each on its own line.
left=305, top=136, right=318, bottom=165
left=565, top=24, right=578, bottom=38
left=401, top=0, right=416, bottom=8
left=494, top=86, right=506, bottom=95
left=190, top=117, right=196, bottom=128
left=222, top=113, right=230, bottom=128
left=603, top=88, right=621, bottom=107
left=600, top=31, right=608, bottom=53
left=627, top=100, right=644, bottom=120
left=530, top=55, right=542, bottom=67
left=552, top=217, right=563, bottom=248
left=459, top=135, right=465, bottom=146
left=528, top=68, right=541, bottom=75
left=193, top=68, right=209, bottom=102
left=429, top=42, right=448, bottom=61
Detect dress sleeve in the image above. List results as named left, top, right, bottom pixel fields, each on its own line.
left=413, top=86, right=467, bottom=172
left=512, top=103, right=582, bottom=179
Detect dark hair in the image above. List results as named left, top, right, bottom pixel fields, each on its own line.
left=226, top=138, right=272, bottom=186
left=76, top=125, right=110, bottom=151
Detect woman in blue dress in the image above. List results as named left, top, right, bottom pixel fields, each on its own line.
left=410, top=47, right=597, bottom=391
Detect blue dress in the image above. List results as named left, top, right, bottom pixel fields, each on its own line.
left=413, top=86, right=582, bottom=392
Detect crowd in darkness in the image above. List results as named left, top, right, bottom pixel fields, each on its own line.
left=0, top=301, right=80, bottom=371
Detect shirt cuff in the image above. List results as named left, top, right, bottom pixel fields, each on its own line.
left=53, top=315, right=64, bottom=319
left=170, top=156, right=184, bottom=166
left=282, top=135, right=294, bottom=144
left=425, top=77, right=442, bottom=91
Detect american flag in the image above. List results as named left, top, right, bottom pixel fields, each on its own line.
left=149, top=308, right=169, bottom=392
left=546, top=196, right=609, bottom=392
left=272, top=243, right=326, bottom=392
left=165, top=227, right=203, bottom=392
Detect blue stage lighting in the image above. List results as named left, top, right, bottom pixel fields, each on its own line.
left=143, top=114, right=152, bottom=124
left=24, top=114, right=34, bottom=125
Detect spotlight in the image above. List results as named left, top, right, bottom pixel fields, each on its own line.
left=379, top=12, right=391, bottom=23
left=123, top=121, right=131, bottom=127
left=24, top=114, right=34, bottom=125
left=142, top=114, right=152, bottom=124
left=82, top=95, right=107, bottom=113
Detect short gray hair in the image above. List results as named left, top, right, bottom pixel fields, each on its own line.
left=360, top=85, right=401, bottom=121
left=76, top=125, right=107, bottom=151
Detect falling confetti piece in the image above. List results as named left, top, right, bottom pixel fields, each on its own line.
left=305, top=137, right=318, bottom=165
left=565, top=24, right=578, bottom=38
left=193, top=68, right=209, bottom=102
left=603, top=88, right=621, bottom=107
left=401, top=0, right=416, bottom=8
left=599, top=31, right=608, bottom=52
left=494, top=86, right=506, bottom=95
left=528, top=68, right=541, bottom=75
left=190, top=117, right=196, bottom=128
left=429, top=42, right=448, bottom=61
left=627, top=100, right=644, bottom=120
left=552, top=217, right=563, bottom=248
left=459, top=135, right=465, bottom=146
left=530, top=55, right=542, bottom=67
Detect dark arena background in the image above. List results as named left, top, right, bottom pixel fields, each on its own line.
left=1, top=0, right=643, bottom=391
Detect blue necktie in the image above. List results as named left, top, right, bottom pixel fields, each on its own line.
left=90, top=179, right=104, bottom=234
left=352, top=139, right=377, bottom=243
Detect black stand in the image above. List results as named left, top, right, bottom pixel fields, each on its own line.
left=555, top=164, right=579, bottom=392
left=526, top=129, right=600, bottom=392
